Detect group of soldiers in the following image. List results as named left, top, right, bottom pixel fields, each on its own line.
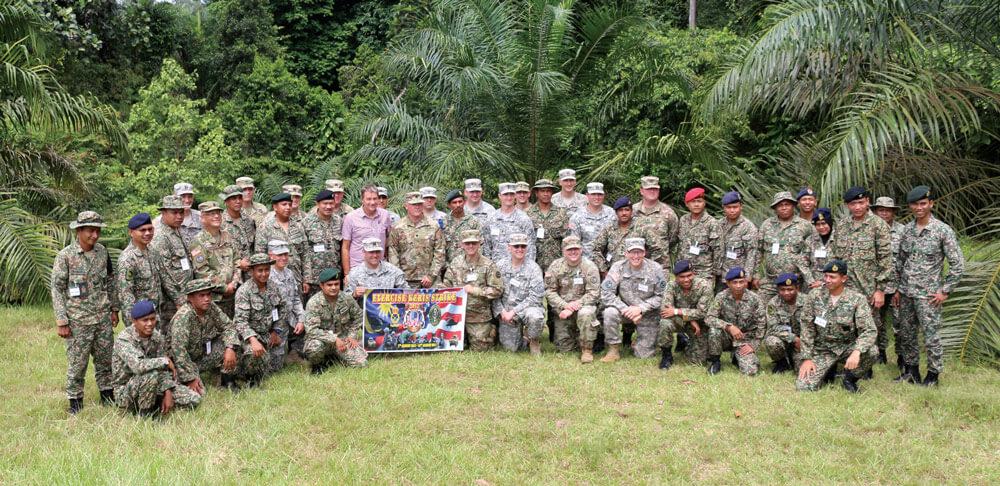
left=51, top=170, right=964, bottom=416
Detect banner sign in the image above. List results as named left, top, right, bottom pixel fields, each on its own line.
left=362, top=288, right=467, bottom=353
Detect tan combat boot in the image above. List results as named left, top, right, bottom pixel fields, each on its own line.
left=580, top=341, right=594, bottom=363
left=600, top=343, right=620, bottom=362
left=529, top=338, right=541, bottom=356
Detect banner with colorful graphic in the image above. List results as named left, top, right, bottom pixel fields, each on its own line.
left=362, top=288, right=467, bottom=353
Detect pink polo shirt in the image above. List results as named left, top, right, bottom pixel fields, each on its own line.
left=341, top=207, right=392, bottom=268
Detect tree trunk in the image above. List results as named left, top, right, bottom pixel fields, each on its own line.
left=689, top=0, right=696, bottom=30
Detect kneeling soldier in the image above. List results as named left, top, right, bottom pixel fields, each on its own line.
left=762, top=273, right=804, bottom=374
left=113, top=301, right=201, bottom=416
left=657, top=259, right=714, bottom=369
left=493, top=233, right=546, bottom=354
left=544, top=236, right=600, bottom=361
left=303, top=268, right=368, bottom=373
left=600, top=238, right=666, bottom=361
left=232, top=254, right=286, bottom=387
left=443, top=230, right=503, bottom=351
left=706, top=267, right=765, bottom=375
left=170, top=279, right=240, bottom=394
left=796, top=260, right=877, bottom=393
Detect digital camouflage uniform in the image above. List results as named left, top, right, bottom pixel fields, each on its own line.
left=300, top=212, right=343, bottom=288
left=464, top=201, right=496, bottom=224
left=443, top=214, right=482, bottom=264
left=223, top=210, right=256, bottom=260
left=233, top=281, right=289, bottom=379
left=829, top=212, right=892, bottom=353
left=677, top=213, right=717, bottom=280
left=600, top=258, right=667, bottom=358
left=443, top=254, right=503, bottom=351
left=592, top=223, right=664, bottom=275
left=268, top=266, right=306, bottom=371
left=568, top=205, right=617, bottom=260
left=492, top=257, right=545, bottom=351
left=895, top=217, right=964, bottom=374
left=804, top=233, right=832, bottom=284
left=112, top=326, right=201, bottom=412
left=116, top=242, right=165, bottom=323
left=709, top=216, right=758, bottom=286
left=153, top=209, right=202, bottom=247
left=169, top=302, right=239, bottom=383
left=756, top=216, right=815, bottom=302
left=525, top=204, right=570, bottom=271
left=190, top=230, right=241, bottom=317
left=481, top=208, right=537, bottom=263
left=763, top=294, right=805, bottom=370
left=796, top=286, right=877, bottom=391
left=657, top=277, right=714, bottom=365
left=303, top=293, right=368, bottom=367
left=344, top=261, right=410, bottom=297
left=255, top=214, right=306, bottom=282
left=149, top=223, right=193, bottom=334
left=388, top=216, right=447, bottom=287
left=551, top=192, right=588, bottom=214
left=633, top=201, right=679, bottom=271
left=706, top=289, right=765, bottom=375
left=544, top=257, right=601, bottom=351
left=334, top=203, right=355, bottom=219
left=52, top=240, right=118, bottom=399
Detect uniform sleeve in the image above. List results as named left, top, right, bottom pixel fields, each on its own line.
left=544, top=263, right=568, bottom=311
left=874, top=219, right=893, bottom=292
left=894, top=227, right=909, bottom=293
left=479, top=263, right=504, bottom=300
left=941, top=227, right=965, bottom=294
left=116, top=255, right=137, bottom=318
left=274, top=292, right=289, bottom=334
left=513, top=264, right=545, bottom=314
left=523, top=217, right=537, bottom=262
left=50, top=250, right=70, bottom=326
left=232, top=288, right=256, bottom=342
left=430, top=229, right=446, bottom=281
left=593, top=227, right=611, bottom=274
left=443, top=261, right=459, bottom=288
left=254, top=224, right=268, bottom=257
left=387, top=226, right=402, bottom=267
left=120, top=338, right=171, bottom=375
left=705, top=294, right=728, bottom=330
left=395, top=269, right=411, bottom=289
left=753, top=223, right=767, bottom=282
left=303, top=225, right=316, bottom=285
left=852, top=296, right=877, bottom=354
left=796, top=224, right=817, bottom=287
left=798, top=293, right=815, bottom=360
left=291, top=286, right=305, bottom=323
left=169, top=316, right=199, bottom=384
left=346, top=298, right=363, bottom=337
left=745, top=225, right=759, bottom=280
left=708, top=221, right=722, bottom=277
left=684, top=283, right=712, bottom=321
left=749, top=296, right=767, bottom=341
left=104, top=248, right=119, bottom=312
left=600, top=268, right=627, bottom=312
left=217, top=308, right=239, bottom=347
left=304, top=296, right=333, bottom=343
left=765, top=302, right=794, bottom=344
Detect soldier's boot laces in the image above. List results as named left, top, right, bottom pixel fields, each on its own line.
left=876, top=350, right=888, bottom=365
left=842, top=370, right=860, bottom=393
left=771, top=358, right=791, bottom=374
left=658, top=347, right=673, bottom=370
left=99, top=389, right=115, bottom=407
left=580, top=342, right=594, bottom=364
left=921, top=371, right=939, bottom=387
left=68, top=398, right=83, bottom=415
left=674, top=333, right=690, bottom=353
left=707, top=355, right=721, bottom=375
left=600, top=344, right=620, bottom=363
left=529, top=338, right=542, bottom=357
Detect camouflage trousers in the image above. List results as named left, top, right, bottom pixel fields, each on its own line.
left=873, top=302, right=889, bottom=353
left=763, top=335, right=805, bottom=370
left=303, top=336, right=368, bottom=368
left=465, top=321, right=497, bottom=351
left=237, top=339, right=270, bottom=379
left=881, top=305, right=900, bottom=358
left=268, top=322, right=305, bottom=372
left=64, top=323, right=114, bottom=399
left=657, top=319, right=710, bottom=365
left=498, top=307, right=545, bottom=352
left=757, top=283, right=778, bottom=309
left=707, top=328, right=760, bottom=375
left=159, top=302, right=179, bottom=349
left=215, top=296, right=235, bottom=319
left=114, top=370, right=202, bottom=411
left=896, top=294, right=944, bottom=374
left=796, top=347, right=877, bottom=391
left=552, top=306, right=597, bottom=352
left=603, top=308, right=659, bottom=359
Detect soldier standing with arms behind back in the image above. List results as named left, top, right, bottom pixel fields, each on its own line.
left=709, top=191, right=758, bottom=290
left=117, top=213, right=164, bottom=322
left=677, top=188, right=716, bottom=281
left=301, top=190, right=344, bottom=301
left=388, top=192, right=447, bottom=288
left=871, top=196, right=906, bottom=371
left=756, top=191, right=815, bottom=303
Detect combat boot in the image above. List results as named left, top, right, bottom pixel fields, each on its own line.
left=707, top=355, right=721, bottom=375
left=311, top=364, right=325, bottom=375
left=877, top=350, right=887, bottom=364
left=99, top=389, right=115, bottom=407
left=246, top=374, right=263, bottom=388
left=658, top=348, right=674, bottom=370
left=921, top=371, right=939, bottom=387
left=861, top=368, right=873, bottom=380
left=842, top=370, right=860, bottom=393
left=896, top=355, right=904, bottom=373
left=580, top=342, right=594, bottom=364
left=674, top=333, right=690, bottom=353
left=529, top=338, right=541, bottom=356
left=600, top=344, right=620, bottom=362
left=220, top=373, right=241, bottom=391
left=893, top=365, right=919, bottom=384
left=771, top=357, right=791, bottom=374
left=68, top=398, right=83, bottom=415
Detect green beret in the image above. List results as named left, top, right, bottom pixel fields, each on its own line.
left=318, top=268, right=341, bottom=283
left=272, top=192, right=292, bottom=204
left=907, top=185, right=932, bottom=203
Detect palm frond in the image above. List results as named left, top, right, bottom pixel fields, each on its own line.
left=941, top=239, right=1000, bottom=368
left=0, top=196, right=61, bottom=303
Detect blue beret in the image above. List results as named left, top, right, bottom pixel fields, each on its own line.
left=843, top=185, right=867, bottom=202
left=445, top=189, right=464, bottom=203
left=613, top=197, right=632, bottom=211
left=796, top=188, right=815, bottom=200
left=128, top=212, right=152, bottom=230
left=721, top=191, right=741, bottom=205
left=823, top=260, right=847, bottom=275
left=672, top=259, right=693, bottom=275
left=272, top=192, right=292, bottom=204
left=907, top=185, right=932, bottom=203
left=131, top=300, right=156, bottom=319
left=315, top=189, right=335, bottom=202
left=318, top=268, right=341, bottom=283
left=775, top=273, right=798, bottom=286
left=724, top=267, right=747, bottom=281
left=812, top=207, right=832, bottom=224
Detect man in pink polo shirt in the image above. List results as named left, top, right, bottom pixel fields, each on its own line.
left=341, top=184, right=392, bottom=275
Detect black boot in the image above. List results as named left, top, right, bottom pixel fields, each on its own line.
left=842, top=370, right=860, bottom=393
left=707, top=355, right=721, bottom=375
left=771, top=357, right=790, bottom=374
left=246, top=374, right=263, bottom=388
left=622, top=330, right=634, bottom=350
left=674, top=333, right=690, bottom=353
left=68, top=398, right=83, bottom=415
left=220, top=373, right=241, bottom=392
left=861, top=368, right=873, bottom=380
left=658, top=348, right=674, bottom=370
left=921, top=371, right=939, bottom=387
left=99, top=389, right=115, bottom=407
left=731, top=351, right=738, bottom=368
left=311, top=364, right=326, bottom=375
left=893, top=365, right=919, bottom=384
left=592, top=334, right=605, bottom=354
left=547, top=319, right=555, bottom=343
left=876, top=350, right=887, bottom=364
left=896, top=355, right=904, bottom=373
left=822, top=367, right=838, bottom=385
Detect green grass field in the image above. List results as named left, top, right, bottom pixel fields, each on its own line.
left=2, top=304, right=999, bottom=484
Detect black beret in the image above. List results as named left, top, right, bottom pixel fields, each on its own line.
left=823, top=260, right=847, bottom=275
left=128, top=212, right=152, bottom=230
left=315, top=189, right=335, bottom=202
left=843, top=186, right=867, bottom=202
left=272, top=192, right=292, bottom=204
left=907, top=185, right=932, bottom=203
left=445, top=189, right=464, bottom=203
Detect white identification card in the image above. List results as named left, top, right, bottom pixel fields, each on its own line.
left=814, top=248, right=827, bottom=258
left=491, top=228, right=500, bottom=236
left=313, top=243, right=326, bottom=252
left=726, top=250, right=738, bottom=260
left=510, top=278, right=523, bottom=288
left=69, top=286, right=81, bottom=297
left=814, top=316, right=828, bottom=328
left=180, top=258, right=191, bottom=271
left=271, top=308, right=279, bottom=322
left=536, top=227, right=544, bottom=239
left=771, top=242, right=780, bottom=254
left=637, top=284, right=649, bottom=292
left=465, top=272, right=478, bottom=282
left=206, top=340, right=212, bottom=355
left=606, top=253, right=613, bottom=262
left=584, top=225, right=594, bottom=233
left=688, top=245, right=701, bottom=255
left=573, top=277, right=584, bottom=285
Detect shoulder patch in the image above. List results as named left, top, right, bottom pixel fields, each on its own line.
left=191, top=247, right=202, bottom=257
left=125, top=269, right=134, bottom=281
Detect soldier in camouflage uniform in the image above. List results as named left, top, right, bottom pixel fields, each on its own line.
left=237, top=176, right=269, bottom=225
left=756, top=192, right=816, bottom=303
left=113, top=301, right=201, bottom=416
left=443, top=230, right=504, bottom=351
left=150, top=182, right=203, bottom=246
left=804, top=208, right=833, bottom=287
left=872, top=196, right=906, bottom=369
left=677, top=188, right=716, bottom=280
left=709, top=192, right=758, bottom=290
left=633, top=176, right=679, bottom=272
left=377, top=186, right=402, bottom=226
left=325, top=179, right=355, bottom=218
left=345, top=238, right=410, bottom=299
left=117, top=213, right=164, bottom=322
left=266, top=241, right=306, bottom=372
left=301, top=190, right=344, bottom=300
left=442, top=190, right=482, bottom=264
left=482, top=183, right=537, bottom=263
left=568, top=182, right=617, bottom=261
left=388, top=192, right=447, bottom=288
left=169, top=279, right=240, bottom=394
left=421, top=186, right=449, bottom=228
left=150, top=195, right=195, bottom=335
left=493, top=234, right=546, bottom=355
left=220, top=185, right=254, bottom=276
left=190, top=201, right=241, bottom=317
left=657, top=260, right=714, bottom=368
left=545, top=236, right=601, bottom=361
left=551, top=169, right=589, bottom=214
left=829, top=186, right=892, bottom=367
left=797, top=188, right=818, bottom=222
left=303, top=268, right=369, bottom=373
left=796, top=261, right=877, bottom=393
left=283, top=184, right=306, bottom=223
left=762, top=273, right=805, bottom=374
left=705, top=267, right=765, bottom=376
left=893, top=186, right=964, bottom=386
left=514, top=181, right=532, bottom=211
left=52, top=211, right=119, bottom=413
left=255, top=193, right=307, bottom=285
left=463, top=178, right=495, bottom=223
left=600, top=238, right=667, bottom=361
left=525, top=179, right=570, bottom=272
left=232, top=254, right=287, bottom=386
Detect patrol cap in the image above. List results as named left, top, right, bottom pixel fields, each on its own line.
left=871, top=196, right=899, bottom=209
left=640, top=176, right=660, bottom=189
left=558, top=169, right=577, bottom=181
left=823, top=260, right=847, bottom=275
left=533, top=179, right=556, bottom=190
left=721, top=191, right=741, bottom=205
left=158, top=195, right=185, bottom=210
left=672, top=259, right=693, bottom=275
left=498, top=183, right=516, bottom=195
left=465, top=178, right=483, bottom=191
left=514, top=181, right=531, bottom=193
left=220, top=184, right=243, bottom=200
left=130, top=300, right=156, bottom=319
left=183, top=278, right=214, bottom=295
left=725, top=267, right=747, bottom=281
left=685, top=187, right=705, bottom=202
left=586, top=182, right=604, bottom=194
left=843, top=185, right=867, bottom=202
left=249, top=253, right=275, bottom=267
left=315, top=189, right=335, bottom=202
left=267, top=240, right=289, bottom=255
left=173, top=182, right=194, bottom=196
left=461, top=229, right=481, bottom=243
left=318, top=268, right=341, bottom=283
left=325, top=179, right=345, bottom=193
left=235, top=177, right=255, bottom=189
left=625, top=237, right=645, bottom=251
left=770, top=191, right=796, bottom=207
left=420, top=186, right=438, bottom=199
left=613, top=197, right=632, bottom=211
left=797, top=188, right=816, bottom=200
left=907, top=185, right=932, bottom=203
left=198, top=201, right=223, bottom=213
left=128, top=212, right=152, bottom=230
left=406, top=191, right=424, bottom=204
left=272, top=192, right=292, bottom=204
left=562, top=235, right=582, bottom=250
left=281, top=184, right=303, bottom=197
left=812, top=207, right=832, bottom=224
left=377, top=186, right=389, bottom=197
left=362, top=237, right=383, bottom=252
left=445, top=189, right=464, bottom=203
left=508, top=233, right=528, bottom=246
left=70, top=211, right=108, bottom=229
left=775, top=273, right=798, bottom=287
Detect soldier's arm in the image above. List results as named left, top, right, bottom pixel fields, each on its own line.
left=169, top=320, right=199, bottom=384
left=637, top=273, right=665, bottom=313
left=874, top=221, right=893, bottom=291
left=291, top=286, right=305, bottom=323
left=479, top=264, right=504, bottom=300
left=442, top=263, right=458, bottom=288
left=346, top=298, right=363, bottom=337
left=524, top=218, right=537, bottom=262
left=853, top=296, right=877, bottom=354
left=600, top=270, right=627, bottom=312
left=302, top=232, right=316, bottom=285
left=121, top=339, right=171, bottom=375
left=941, top=227, right=965, bottom=294
left=395, top=268, right=411, bottom=289
left=104, top=248, right=120, bottom=312
left=796, top=229, right=815, bottom=287
left=749, top=297, right=767, bottom=340
left=429, top=229, right=446, bottom=281
left=232, top=290, right=256, bottom=341
left=668, top=214, right=680, bottom=257
left=116, top=256, right=137, bottom=317
left=745, top=226, right=760, bottom=280
left=50, top=251, right=70, bottom=326
left=704, top=296, right=728, bottom=330
left=798, top=294, right=815, bottom=360
left=544, top=266, right=568, bottom=310
left=303, top=298, right=330, bottom=343
left=581, top=263, right=601, bottom=307
left=593, top=228, right=611, bottom=274
left=513, top=266, right=545, bottom=314
left=387, top=227, right=402, bottom=267
left=274, top=294, right=289, bottom=333
left=218, top=309, right=239, bottom=347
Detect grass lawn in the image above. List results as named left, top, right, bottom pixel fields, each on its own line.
left=2, top=304, right=999, bottom=484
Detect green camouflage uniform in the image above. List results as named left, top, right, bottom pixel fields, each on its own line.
left=709, top=216, right=758, bottom=286
left=233, top=282, right=289, bottom=378
left=443, top=254, right=503, bottom=351
left=706, top=289, right=765, bottom=375
left=169, top=302, right=239, bottom=383
left=883, top=221, right=905, bottom=357
left=52, top=240, right=118, bottom=399
left=344, top=261, right=410, bottom=297
left=895, top=217, right=964, bottom=374
left=762, top=294, right=805, bottom=369
left=190, top=230, right=242, bottom=317
left=657, top=277, right=714, bottom=364
left=149, top=223, right=194, bottom=334
left=525, top=204, right=570, bottom=271
left=112, top=326, right=201, bottom=411
left=804, top=233, right=832, bottom=284
left=633, top=201, right=679, bottom=271
left=303, top=293, right=368, bottom=367
left=388, top=216, right=446, bottom=287
left=600, top=258, right=667, bottom=358
left=756, top=216, right=816, bottom=302
left=493, top=257, right=546, bottom=351
left=796, top=287, right=877, bottom=391
left=301, top=212, right=343, bottom=287
left=222, top=211, right=255, bottom=261
left=677, top=213, right=717, bottom=280
left=254, top=214, right=306, bottom=282
left=443, top=214, right=482, bottom=264
left=116, top=242, right=165, bottom=322
left=544, top=257, right=601, bottom=351
left=829, top=211, right=892, bottom=353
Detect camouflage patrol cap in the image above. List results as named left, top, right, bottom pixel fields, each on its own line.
left=498, top=183, right=516, bottom=195
left=508, top=233, right=528, bottom=246
left=158, top=195, right=186, bottom=210
left=871, top=196, right=899, bottom=210
left=770, top=191, right=796, bottom=208
left=465, top=178, right=483, bottom=192
left=235, top=177, right=255, bottom=189
left=220, top=184, right=243, bottom=200
left=69, top=211, right=107, bottom=229
left=533, top=179, right=557, bottom=190
left=183, top=278, right=214, bottom=295
left=377, top=186, right=389, bottom=197
left=640, top=176, right=660, bottom=189
left=249, top=253, right=275, bottom=267
left=198, top=201, right=223, bottom=213
left=562, top=235, right=582, bottom=250
left=267, top=240, right=289, bottom=255
left=625, top=237, right=645, bottom=251
left=823, top=260, right=847, bottom=275
left=325, top=179, right=345, bottom=193
left=420, top=186, right=438, bottom=199
left=406, top=191, right=424, bottom=204
left=461, top=230, right=481, bottom=243
left=362, top=237, right=383, bottom=252
left=514, top=181, right=531, bottom=193
left=173, top=182, right=194, bottom=196
left=586, top=182, right=604, bottom=194
left=558, top=168, right=577, bottom=181
left=281, top=184, right=303, bottom=197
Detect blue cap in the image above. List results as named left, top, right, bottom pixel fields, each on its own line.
left=272, top=192, right=292, bottom=204
left=721, top=191, right=741, bottom=205
left=812, top=207, right=832, bottom=223
left=128, top=212, right=152, bottom=230
left=796, top=188, right=815, bottom=200
left=724, top=267, right=747, bottom=281
left=775, top=273, right=798, bottom=286
left=672, top=259, right=693, bottom=275
left=613, top=197, right=632, bottom=211
left=843, top=185, right=867, bottom=202
left=315, top=189, right=334, bottom=202
left=130, top=300, right=156, bottom=319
